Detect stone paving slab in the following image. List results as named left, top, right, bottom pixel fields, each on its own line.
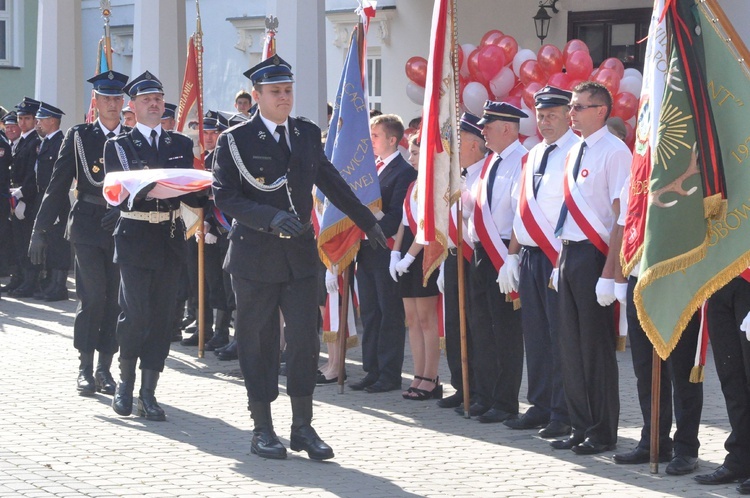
left=0, top=276, right=742, bottom=497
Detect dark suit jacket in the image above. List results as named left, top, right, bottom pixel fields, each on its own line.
left=0, top=138, right=10, bottom=197
left=35, top=122, right=129, bottom=248
left=103, top=127, right=197, bottom=269
left=32, top=131, right=65, bottom=213
left=11, top=131, right=41, bottom=208
left=213, top=113, right=377, bottom=283
left=374, top=154, right=417, bottom=239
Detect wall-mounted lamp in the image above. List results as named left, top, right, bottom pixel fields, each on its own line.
left=533, top=0, right=560, bottom=45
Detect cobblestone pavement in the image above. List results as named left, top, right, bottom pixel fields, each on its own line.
left=0, top=276, right=742, bottom=497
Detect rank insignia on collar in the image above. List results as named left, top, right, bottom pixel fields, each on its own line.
left=92, top=165, right=100, bottom=173
left=164, top=135, right=172, bottom=145
left=256, top=177, right=265, bottom=185
left=133, top=139, right=142, bottom=147
left=258, top=131, right=267, bottom=140
left=294, top=127, right=300, bottom=136
left=0, top=150, right=4, bottom=157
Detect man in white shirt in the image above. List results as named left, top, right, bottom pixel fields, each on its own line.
left=550, top=81, right=631, bottom=455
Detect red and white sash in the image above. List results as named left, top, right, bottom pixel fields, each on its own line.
left=322, top=275, right=359, bottom=342
left=473, top=154, right=511, bottom=272
left=448, top=204, right=474, bottom=263
left=562, top=150, right=610, bottom=255
left=404, top=181, right=418, bottom=236
left=518, top=154, right=561, bottom=266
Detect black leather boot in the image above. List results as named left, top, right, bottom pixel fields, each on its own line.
left=42, top=270, right=69, bottom=302
left=94, top=353, right=117, bottom=395
left=77, top=351, right=96, bottom=396
left=249, top=401, right=287, bottom=459
left=137, top=369, right=166, bottom=421
left=0, top=272, right=22, bottom=292
left=9, top=268, right=39, bottom=298
left=181, top=308, right=213, bottom=345
left=216, top=339, right=238, bottom=360
left=204, top=310, right=230, bottom=351
left=33, top=272, right=55, bottom=299
left=112, top=358, right=137, bottom=416
left=290, top=396, right=334, bottom=460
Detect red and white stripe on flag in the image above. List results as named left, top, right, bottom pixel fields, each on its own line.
left=416, top=0, right=460, bottom=285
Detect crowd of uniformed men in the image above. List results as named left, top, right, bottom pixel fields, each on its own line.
left=1, top=55, right=749, bottom=492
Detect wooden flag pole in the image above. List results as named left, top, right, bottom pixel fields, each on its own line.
left=456, top=196, right=471, bottom=418
left=650, top=348, right=662, bottom=473
left=197, top=210, right=206, bottom=358
left=337, top=265, right=353, bottom=395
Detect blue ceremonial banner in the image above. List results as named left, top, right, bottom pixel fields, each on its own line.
left=317, top=26, right=382, bottom=269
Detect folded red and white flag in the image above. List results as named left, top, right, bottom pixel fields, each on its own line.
left=103, top=168, right=212, bottom=208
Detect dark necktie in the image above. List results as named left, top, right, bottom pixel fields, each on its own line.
left=554, top=141, right=587, bottom=237
left=276, top=125, right=291, bottom=160
left=461, top=168, right=468, bottom=178
left=106, top=131, right=115, bottom=139
left=533, top=144, right=557, bottom=198
left=486, top=156, right=502, bottom=209
left=150, top=129, right=159, bottom=151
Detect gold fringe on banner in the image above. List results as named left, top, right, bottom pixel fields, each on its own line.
left=616, top=336, right=627, bottom=352
left=689, top=365, right=705, bottom=383
left=317, top=199, right=382, bottom=270
left=621, top=244, right=644, bottom=281
left=321, top=331, right=358, bottom=349
left=704, top=194, right=726, bottom=221
left=422, top=230, right=449, bottom=286
left=439, top=336, right=446, bottom=352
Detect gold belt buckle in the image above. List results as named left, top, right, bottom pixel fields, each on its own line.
left=279, top=233, right=291, bottom=239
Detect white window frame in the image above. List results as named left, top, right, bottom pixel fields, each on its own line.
left=0, top=0, right=12, bottom=66
left=0, top=0, right=22, bottom=68
left=367, top=48, right=382, bottom=112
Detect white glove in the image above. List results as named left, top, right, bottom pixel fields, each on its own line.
left=325, top=269, right=338, bottom=294
left=549, top=268, right=559, bottom=291
left=389, top=251, right=401, bottom=282
left=740, top=311, right=750, bottom=342
left=10, top=187, right=22, bottom=200
left=204, top=232, right=218, bottom=244
left=437, top=262, right=445, bottom=294
left=395, top=253, right=416, bottom=276
left=14, top=200, right=25, bottom=220
left=596, top=278, right=616, bottom=307
left=497, top=254, right=520, bottom=294
left=614, top=282, right=628, bottom=304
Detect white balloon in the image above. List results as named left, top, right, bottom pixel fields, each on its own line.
left=618, top=76, right=642, bottom=97
left=512, top=49, right=536, bottom=78
left=463, top=82, right=489, bottom=117
left=627, top=116, right=636, bottom=127
left=489, top=66, right=516, bottom=99
left=519, top=108, right=537, bottom=137
left=623, top=68, right=643, bottom=80
left=406, top=81, right=425, bottom=105
left=523, top=135, right=541, bottom=149
left=460, top=43, right=476, bottom=78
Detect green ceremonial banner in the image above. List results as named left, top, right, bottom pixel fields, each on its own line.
left=636, top=0, right=750, bottom=359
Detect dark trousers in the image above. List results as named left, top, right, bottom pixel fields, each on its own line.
left=443, top=252, right=473, bottom=393
left=203, top=236, right=230, bottom=310
left=627, top=276, right=702, bottom=457
left=519, top=246, right=569, bottom=424
left=11, top=216, right=35, bottom=271
left=117, top=259, right=181, bottom=371
left=558, top=243, right=619, bottom=444
left=707, top=277, right=750, bottom=474
left=232, top=274, right=319, bottom=402
left=0, top=201, right=13, bottom=274
left=356, top=245, right=406, bottom=386
left=72, top=242, right=119, bottom=355
left=45, top=221, right=71, bottom=271
left=468, top=244, right=523, bottom=413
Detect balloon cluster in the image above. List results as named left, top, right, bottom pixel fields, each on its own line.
left=405, top=32, right=643, bottom=149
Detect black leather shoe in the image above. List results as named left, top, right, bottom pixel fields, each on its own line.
left=317, top=372, right=346, bottom=385
left=217, top=340, right=238, bottom=361
left=614, top=446, right=672, bottom=465
left=94, top=371, right=117, bottom=395
left=538, top=421, right=572, bottom=439
left=666, top=455, right=699, bottom=475
left=349, top=376, right=377, bottom=391
left=214, top=339, right=235, bottom=356
left=170, top=329, right=183, bottom=343
left=503, top=413, right=548, bottom=430
left=251, top=429, right=287, bottom=460
left=738, top=477, right=750, bottom=495
left=695, top=466, right=749, bottom=485
left=455, top=402, right=489, bottom=417
left=204, top=334, right=229, bottom=352
left=365, top=381, right=400, bottom=393
left=112, top=384, right=134, bottom=416
left=77, top=371, right=96, bottom=396
left=290, top=425, right=334, bottom=461
left=477, top=408, right=516, bottom=424
left=181, top=331, right=213, bottom=347
left=137, top=395, right=166, bottom=421
left=550, top=433, right=585, bottom=450
left=436, top=391, right=463, bottom=408
left=571, top=438, right=616, bottom=455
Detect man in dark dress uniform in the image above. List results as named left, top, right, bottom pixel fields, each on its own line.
left=212, top=55, right=386, bottom=461
left=0, top=112, right=14, bottom=287
left=29, top=102, right=69, bottom=302
left=103, top=71, right=205, bottom=421
left=7, top=98, right=42, bottom=298
left=29, top=71, right=130, bottom=397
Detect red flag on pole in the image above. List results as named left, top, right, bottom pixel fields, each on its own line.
left=177, top=33, right=204, bottom=170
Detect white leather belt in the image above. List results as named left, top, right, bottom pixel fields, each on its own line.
left=119, top=210, right=180, bottom=223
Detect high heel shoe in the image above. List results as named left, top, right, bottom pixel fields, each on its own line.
left=406, top=376, right=443, bottom=401
left=402, top=375, right=429, bottom=399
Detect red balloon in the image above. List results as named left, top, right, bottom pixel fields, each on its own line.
left=456, top=45, right=464, bottom=73
left=468, top=48, right=488, bottom=85
left=509, top=81, right=525, bottom=97
left=600, top=57, right=625, bottom=79
left=547, top=72, right=572, bottom=90
left=537, top=44, right=563, bottom=76
left=519, top=60, right=546, bottom=87
left=497, top=36, right=519, bottom=65
left=405, top=56, right=427, bottom=87
left=477, top=44, right=506, bottom=81
left=566, top=78, right=584, bottom=91
left=613, top=92, right=638, bottom=120
left=563, top=39, right=589, bottom=63
left=480, top=29, right=505, bottom=46
left=458, top=75, right=468, bottom=103
left=523, top=82, right=543, bottom=109
left=625, top=122, right=635, bottom=148
left=565, top=50, right=594, bottom=81
left=594, top=68, right=620, bottom=96
left=501, top=95, right=523, bottom=109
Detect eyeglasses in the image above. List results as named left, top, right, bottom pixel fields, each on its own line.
left=568, top=104, right=604, bottom=112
